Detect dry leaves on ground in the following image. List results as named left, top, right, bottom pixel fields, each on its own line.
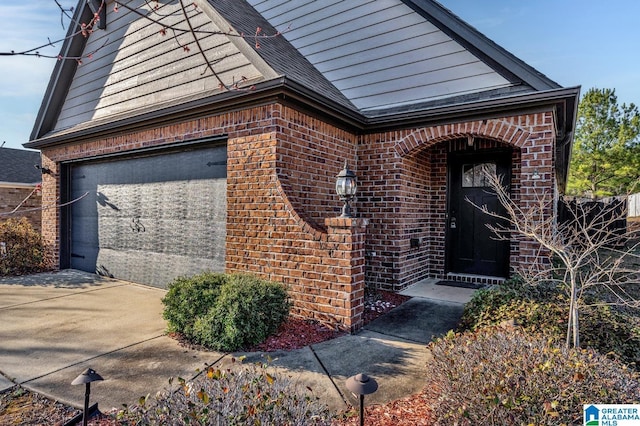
left=333, top=388, right=437, bottom=426
left=0, top=386, right=80, bottom=426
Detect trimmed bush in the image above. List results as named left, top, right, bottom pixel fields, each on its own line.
left=459, top=276, right=565, bottom=332
left=428, top=327, right=640, bottom=425
left=0, top=218, right=50, bottom=276
left=117, top=360, right=331, bottom=425
left=162, top=272, right=227, bottom=339
left=193, top=274, right=290, bottom=351
left=162, top=273, right=290, bottom=352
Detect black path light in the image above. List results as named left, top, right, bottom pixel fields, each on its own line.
left=346, top=373, right=378, bottom=426
left=70, top=368, right=103, bottom=426
left=336, top=160, right=357, bottom=218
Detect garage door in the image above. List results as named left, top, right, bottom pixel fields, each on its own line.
left=66, top=144, right=226, bottom=288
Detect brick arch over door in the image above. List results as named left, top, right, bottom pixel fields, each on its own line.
left=394, top=117, right=533, bottom=158
left=360, top=112, right=557, bottom=290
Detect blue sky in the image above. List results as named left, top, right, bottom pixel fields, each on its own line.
left=0, top=0, right=639, bottom=150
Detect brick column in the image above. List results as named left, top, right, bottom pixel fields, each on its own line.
left=324, top=217, right=368, bottom=332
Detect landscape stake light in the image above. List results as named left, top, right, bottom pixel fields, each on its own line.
left=71, top=368, right=103, bottom=426
left=335, top=161, right=357, bottom=218
left=346, top=373, right=378, bottom=426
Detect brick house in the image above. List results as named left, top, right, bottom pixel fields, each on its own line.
left=0, top=147, right=42, bottom=232
left=25, top=0, right=579, bottom=330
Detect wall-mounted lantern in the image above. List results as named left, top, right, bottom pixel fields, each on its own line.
left=336, top=161, right=357, bottom=218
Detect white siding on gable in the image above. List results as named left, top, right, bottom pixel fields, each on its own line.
left=54, top=1, right=266, bottom=132
left=248, top=0, right=513, bottom=111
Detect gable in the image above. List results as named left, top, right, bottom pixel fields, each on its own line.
left=246, top=0, right=551, bottom=113
left=50, top=1, right=277, bottom=135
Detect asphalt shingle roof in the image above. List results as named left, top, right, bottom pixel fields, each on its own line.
left=212, top=1, right=358, bottom=111
left=0, top=148, right=41, bottom=184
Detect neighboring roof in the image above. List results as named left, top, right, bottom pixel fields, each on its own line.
left=0, top=148, right=41, bottom=185
left=27, top=0, right=579, bottom=149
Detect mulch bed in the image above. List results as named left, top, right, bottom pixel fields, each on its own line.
left=0, top=387, right=80, bottom=426
left=362, top=290, right=411, bottom=325
left=248, top=289, right=411, bottom=352
left=333, top=388, right=438, bottom=425
left=247, top=317, right=345, bottom=352
left=170, top=289, right=411, bottom=353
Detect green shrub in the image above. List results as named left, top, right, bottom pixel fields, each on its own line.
left=579, top=304, right=640, bottom=368
left=162, top=272, right=227, bottom=339
left=428, top=327, right=640, bottom=425
left=460, top=277, right=640, bottom=368
left=460, top=294, right=567, bottom=336
left=460, top=276, right=565, bottom=331
left=193, top=274, right=290, bottom=351
left=117, top=360, right=331, bottom=425
left=162, top=273, right=290, bottom=352
left=0, top=218, right=50, bottom=276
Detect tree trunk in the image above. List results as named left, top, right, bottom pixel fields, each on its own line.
left=566, top=279, right=580, bottom=348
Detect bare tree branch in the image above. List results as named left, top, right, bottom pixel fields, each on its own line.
left=0, top=192, right=90, bottom=217
left=468, top=172, right=640, bottom=349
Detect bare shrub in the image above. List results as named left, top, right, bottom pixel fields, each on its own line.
left=460, top=277, right=640, bottom=368
left=0, top=218, right=51, bottom=276
left=471, top=173, right=640, bottom=348
left=428, top=327, right=640, bottom=425
left=117, top=360, right=331, bottom=425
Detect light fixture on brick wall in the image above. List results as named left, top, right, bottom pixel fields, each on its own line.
left=532, top=169, right=541, bottom=180
left=336, top=160, right=357, bottom=217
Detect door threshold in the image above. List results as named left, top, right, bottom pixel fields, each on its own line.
left=445, top=273, right=505, bottom=286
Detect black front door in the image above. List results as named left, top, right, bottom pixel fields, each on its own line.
left=446, top=151, right=511, bottom=277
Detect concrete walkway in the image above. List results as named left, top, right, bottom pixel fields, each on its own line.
left=0, top=271, right=473, bottom=413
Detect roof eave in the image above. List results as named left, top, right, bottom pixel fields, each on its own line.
left=24, top=77, right=364, bottom=149
left=366, top=86, right=580, bottom=131
left=0, top=181, right=41, bottom=189
left=29, top=2, right=93, bottom=142
left=369, top=85, right=580, bottom=192
left=26, top=73, right=579, bottom=151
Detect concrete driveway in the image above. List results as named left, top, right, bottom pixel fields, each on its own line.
left=0, top=270, right=470, bottom=413
left=0, top=270, right=229, bottom=411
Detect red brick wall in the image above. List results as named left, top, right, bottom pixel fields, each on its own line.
left=38, top=102, right=558, bottom=326
left=40, top=104, right=365, bottom=330
left=0, top=185, right=42, bottom=232
left=224, top=106, right=364, bottom=329
left=359, top=111, right=557, bottom=289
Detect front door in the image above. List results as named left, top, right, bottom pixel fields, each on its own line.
left=446, top=151, right=511, bottom=277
